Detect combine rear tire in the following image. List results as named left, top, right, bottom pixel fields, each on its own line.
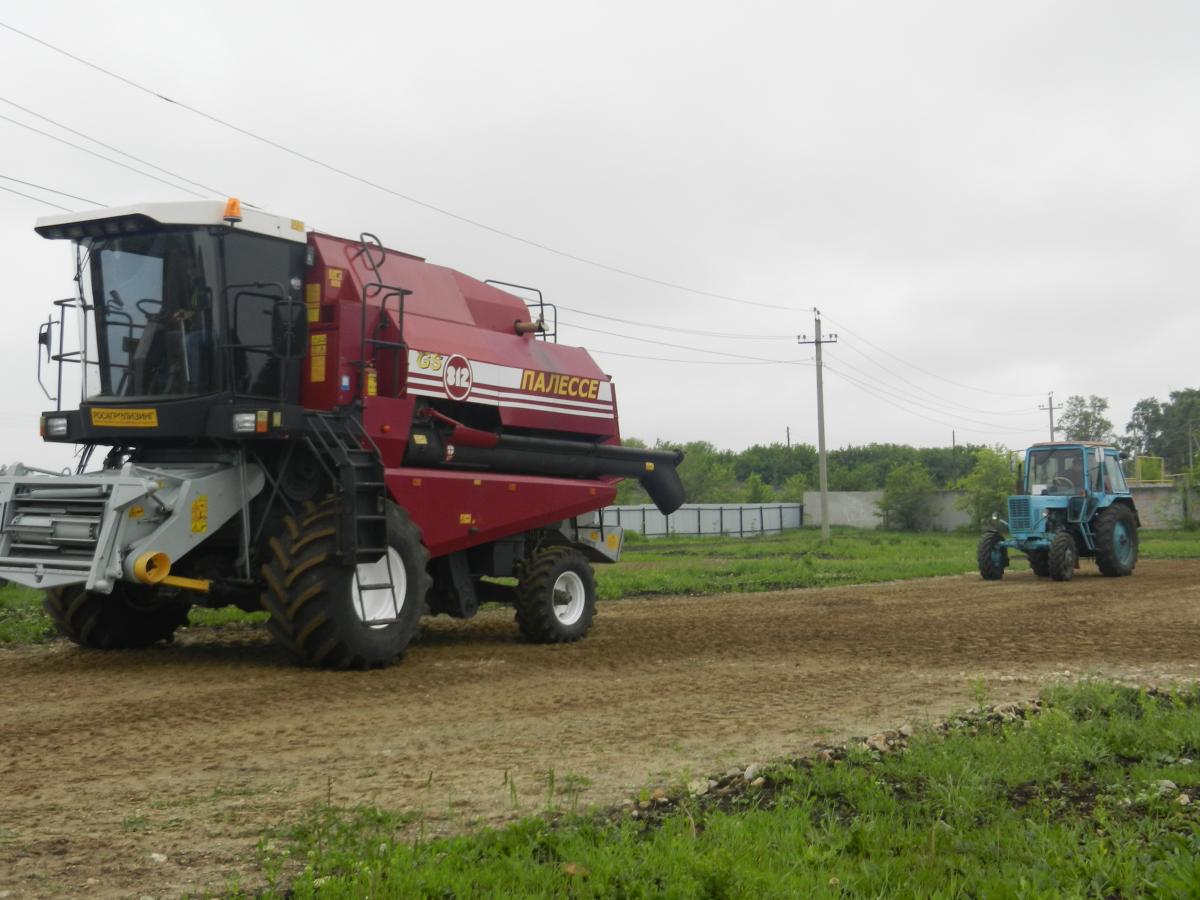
left=515, top=547, right=597, bottom=642
left=44, top=583, right=190, bottom=649
left=261, top=500, right=430, bottom=669
left=1094, top=505, right=1138, bottom=577
left=1026, top=550, right=1050, bottom=577
left=977, top=531, right=1008, bottom=580
left=1049, top=531, right=1077, bottom=582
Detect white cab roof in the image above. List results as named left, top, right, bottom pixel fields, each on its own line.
left=35, top=200, right=308, bottom=244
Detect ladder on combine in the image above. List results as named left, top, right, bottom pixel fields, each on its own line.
left=352, top=233, right=409, bottom=399
left=304, top=411, right=401, bottom=624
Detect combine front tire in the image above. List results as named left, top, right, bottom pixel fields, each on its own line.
left=44, top=583, right=190, bottom=649
left=1049, top=531, right=1077, bottom=582
left=515, top=547, right=597, bottom=643
left=977, top=531, right=1008, bottom=580
left=261, top=500, right=430, bottom=669
left=1094, top=505, right=1138, bottom=577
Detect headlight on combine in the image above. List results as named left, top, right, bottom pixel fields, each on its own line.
left=232, top=413, right=257, bottom=433
left=45, top=417, right=68, bottom=437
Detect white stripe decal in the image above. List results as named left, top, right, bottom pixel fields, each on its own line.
left=408, top=387, right=613, bottom=419
left=407, top=373, right=613, bottom=411
left=492, top=400, right=615, bottom=420
left=406, top=350, right=615, bottom=418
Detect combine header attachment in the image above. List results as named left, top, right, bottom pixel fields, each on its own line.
left=1, top=200, right=683, bottom=667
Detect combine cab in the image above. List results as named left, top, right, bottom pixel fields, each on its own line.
left=978, top=442, right=1138, bottom=582
left=0, top=199, right=684, bottom=667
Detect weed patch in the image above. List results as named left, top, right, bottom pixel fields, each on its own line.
left=249, top=682, right=1200, bottom=898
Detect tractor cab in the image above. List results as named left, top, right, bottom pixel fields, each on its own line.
left=1024, top=444, right=1129, bottom=499
left=34, top=201, right=308, bottom=443
left=978, top=442, right=1138, bottom=582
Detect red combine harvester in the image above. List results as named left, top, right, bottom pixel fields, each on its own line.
left=0, top=199, right=683, bottom=667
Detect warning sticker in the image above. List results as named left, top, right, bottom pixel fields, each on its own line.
left=327, top=268, right=344, bottom=289
left=191, top=496, right=208, bottom=534
left=310, top=334, right=327, bottom=383
left=305, top=283, right=321, bottom=323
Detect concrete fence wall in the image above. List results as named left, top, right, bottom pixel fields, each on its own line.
left=803, top=485, right=1197, bottom=531
left=598, top=503, right=803, bottom=538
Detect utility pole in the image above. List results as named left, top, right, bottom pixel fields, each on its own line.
left=786, top=426, right=791, bottom=448
left=798, top=310, right=837, bottom=541
left=1039, top=392, right=1058, bottom=441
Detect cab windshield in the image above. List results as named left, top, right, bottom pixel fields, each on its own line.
left=84, top=231, right=218, bottom=398
left=1026, top=447, right=1086, bottom=495
left=79, top=229, right=305, bottom=401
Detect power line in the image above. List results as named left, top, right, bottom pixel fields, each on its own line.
left=556, top=303, right=791, bottom=340
left=0, top=111, right=207, bottom=198
left=0, top=182, right=72, bottom=211
left=0, top=95, right=226, bottom=197
left=824, top=361, right=1043, bottom=432
left=0, top=20, right=795, bottom=311
left=821, top=312, right=1043, bottom=399
left=0, top=174, right=100, bottom=205
left=589, top=347, right=812, bottom=366
left=831, top=346, right=1040, bottom=419
left=825, top=363, right=1044, bottom=437
left=559, top=319, right=800, bottom=362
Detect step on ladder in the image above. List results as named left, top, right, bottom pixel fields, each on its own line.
left=304, top=411, right=401, bottom=625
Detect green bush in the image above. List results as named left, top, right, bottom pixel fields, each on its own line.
left=876, top=462, right=936, bottom=530
left=956, top=448, right=1013, bottom=529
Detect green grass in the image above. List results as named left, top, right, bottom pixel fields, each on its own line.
left=597, top=526, right=1200, bottom=599
left=186, top=606, right=269, bottom=627
left=0, top=587, right=266, bottom=644
left=2, top=528, right=1199, bottom=644
left=0, top=584, right=55, bottom=643
left=247, top=681, right=1200, bottom=898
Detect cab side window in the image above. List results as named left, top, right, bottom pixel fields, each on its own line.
left=222, top=233, right=305, bottom=398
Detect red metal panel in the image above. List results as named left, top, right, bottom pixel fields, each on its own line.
left=299, top=230, right=630, bottom=558
left=389, top=468, right=618, bottom=558
left=303, top=231, right=622, bottom=441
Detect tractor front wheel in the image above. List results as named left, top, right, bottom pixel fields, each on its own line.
left=261, top=500, right=430, bottom=669
left=977, top=531, right=1008, bottom=580
left=1094, top=504, right=1138, bottom=577
left=1026, top=550, right=1050, bottom=577
left=515, top=547, right=597, bottom=642
left=1048, top=531, right=1077, bottom=582
left=44, top=582, right=191, bottom=649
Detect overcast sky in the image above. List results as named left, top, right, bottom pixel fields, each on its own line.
left=1, top=1, right=1197, bottom=468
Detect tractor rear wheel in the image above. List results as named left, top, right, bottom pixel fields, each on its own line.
left=977, top=531, right=1008, bottom=580
left=1048, top=531, right=1077, bottom=582
left=1094, top=504, right=1138, bottom=577
left=44, top=582, right=191, bottom=649
left=261, top=499, right=430, bottom=669
left=1026, top=550, right=1050, bottom=577
left=515, top=547, right=597, bottom=642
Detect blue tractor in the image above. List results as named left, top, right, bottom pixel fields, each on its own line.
left=978, top=442, right=1139, bottom=582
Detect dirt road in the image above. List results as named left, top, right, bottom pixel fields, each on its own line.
left=2, top=560, right=1198, bottom=897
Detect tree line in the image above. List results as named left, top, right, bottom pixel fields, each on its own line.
left=1041, top=390, right=1200, bottom=475
left=618, top=387, right=1200, bottom=513
left=614, top=439, right=989, bottom=505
